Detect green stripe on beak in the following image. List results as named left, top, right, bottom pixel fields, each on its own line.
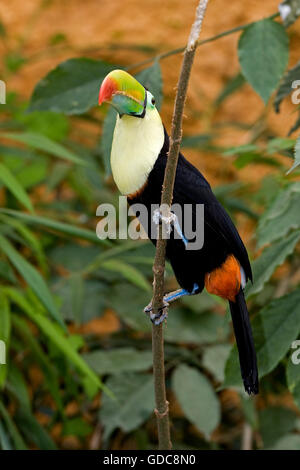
left=99, top=70, right=146, bottom=117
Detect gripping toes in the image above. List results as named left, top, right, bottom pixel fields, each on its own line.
left=144, top=299, right=169, bottom=325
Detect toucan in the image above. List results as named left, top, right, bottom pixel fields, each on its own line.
left=98, top=69, right=259, bottom=395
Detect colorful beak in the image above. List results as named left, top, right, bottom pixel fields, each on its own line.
left=98, top=69, right=146, bottom=117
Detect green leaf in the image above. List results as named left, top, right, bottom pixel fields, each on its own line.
left=172, top=364, right=220, bottom=439
left=100, top=107, right=117, bottom=176
left=287, top=344, right=300, bottom=409
left=101, top=259, right=151, bottom=292
left=7, top=365, right=31, bottom=410
left=287, top=136, right=300, bottom=174
left=0, top=421, right=13, bottom=450
left=100, top=373, right=155, bottom=439
left=0, top=209, right=111, bottom=246
left=257, top=190, right=300, bottom=247
left=269, top=434, right=300, bottom=450
left=83, top=348, right=153, bottom=375
left=16, top=408, right=57, bottom=450
left=136, top=61, right=163, bottom=110
left=2, top=132, right=85, bottom=165
left=238, top=19, right=289, bottom=103
left=0, top=292, right=10, bottom=387
left=245, top=230, right=300, bottom=298
left=224, top=289, right=300, bottom=388
left=5, top=288, right=105, bottom=392
left=15, top=110, right=69, bottom=141
left=0, top=163, right=34, bottom=213
left=274, top=60, right=300, bottom=112
left=63, top=417, right=92, bottom=438
left=202, top=344, right=231, bottom=383
left=0, top=235, right=65, bottom=329
left=0, top=401, right=27, bottom=450
left=28, top=58, right=115, bottom=115
left=259, top=407, right=297, bottom=448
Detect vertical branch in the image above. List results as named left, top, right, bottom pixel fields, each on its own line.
left=150, top=0, right=210, bottom=450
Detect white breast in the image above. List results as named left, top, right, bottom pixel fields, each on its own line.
left=110, top=107, right=164, bottom=196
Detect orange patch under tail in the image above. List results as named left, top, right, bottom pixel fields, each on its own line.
left=205, top=255, right=241, bottom=302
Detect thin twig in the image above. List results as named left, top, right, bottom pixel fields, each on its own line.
left=241, top=423, right=253, bottom=450
left=127, top=12, right=279, bottom=71
left=149, top=0, right=210, bottom=451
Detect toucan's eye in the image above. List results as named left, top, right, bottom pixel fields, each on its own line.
left=151, top=97, right=155, bottom=105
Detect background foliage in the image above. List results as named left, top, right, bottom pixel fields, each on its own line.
left=0, top=0, right=300, bottom=450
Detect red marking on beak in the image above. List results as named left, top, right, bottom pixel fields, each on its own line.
left=98, top=76, right=117, bottom=105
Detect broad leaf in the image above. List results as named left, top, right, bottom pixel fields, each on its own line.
left=83, top=348, right=153, bottom=375
left=101, top=258, right=151, bottom=292
left=136, top=61, right=163, bottom=110
left=172, top=364, right=220, bottom=439
left=259, top=407, right=297, bottom=448
left=238, top=19, right=289, bottom=103
left=0, top=163, right=33, bottom=213
left=224, top=289, right=300, bottom=388
left=245, top=230, right=300, bottom=298
left=28, top=58, right=115, bottom=114
left=100, top=373, right=155, bottom=439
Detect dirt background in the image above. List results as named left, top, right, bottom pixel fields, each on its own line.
left=1, top=0, right=299, bottom=192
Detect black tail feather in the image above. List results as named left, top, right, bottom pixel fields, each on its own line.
left=229, top=289, right=259, bottom=395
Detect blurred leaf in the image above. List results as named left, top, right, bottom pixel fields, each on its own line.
left=269, top=434, right=300, bottom=450
left=274, top=60, right=300, bottom=112
left=172, top=364, right=220, bottom=439
left=287, top=135, right=300, bottom=174
left=224, top=289, right=300, bottom=388
left=214, top=73, right=245, bottom=106
left=5, top=53, right=26, bottom=73
left=245, top=230, right=300, bottom=298
left=101, top=258, right=151, bottom=292
left=0, top=234, right=65, bottom=329
left=54, top=278, right=108, bottom=324
left=136, top=61, right=163, bottom=110
left=223, top=144, right=259, bottom=156
left=257, top=182, right=300, bottom=246
left=0, top=401, right=27, bottom=450
left=238, top=19, right=289, bottom=103
left=5, top=288, right=105, bottom=392
left=83, top=348, right=153, bottom=375
left=12, top=315, right=63, bottom=411
left=63, top=417, right=92, bottom=438
left=15, top=111, right=69, bottom=141
left=0, top=162, right=34, bottom=212
left=2, top=132, right=85, bottom=165
left=0, top=421, right=12, bottom=450
left=0, top=209, right=111, bottom=246
left=181, top=134, right=212, bottom=149
left=100, top=107, right=117, bottom=176
left=16, top=408, right=57, bottom=450
left=0, top=260, right=17, bottom=284
left=266, top=137, right=296, bottom=154
left=240, top=394, right=258, bottom=429
left=28, top=58, right=115, bottom=115
left=259, top=407, right=296, bottom=448
left=202, top=344, right=231, bottom=383
left=7, top=365, right=31, bottom=410
left=0, top=292, right=10, bottom=387
left=100, top=372, right=155, bottom=439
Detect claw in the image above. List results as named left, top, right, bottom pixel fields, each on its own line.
left=144, top=299, right=169, bottom=325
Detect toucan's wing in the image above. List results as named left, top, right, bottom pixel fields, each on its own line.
left=172, top=153, right=252, bottom=282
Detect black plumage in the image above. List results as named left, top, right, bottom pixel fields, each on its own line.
left=128, top=128, right=258, bottom=394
